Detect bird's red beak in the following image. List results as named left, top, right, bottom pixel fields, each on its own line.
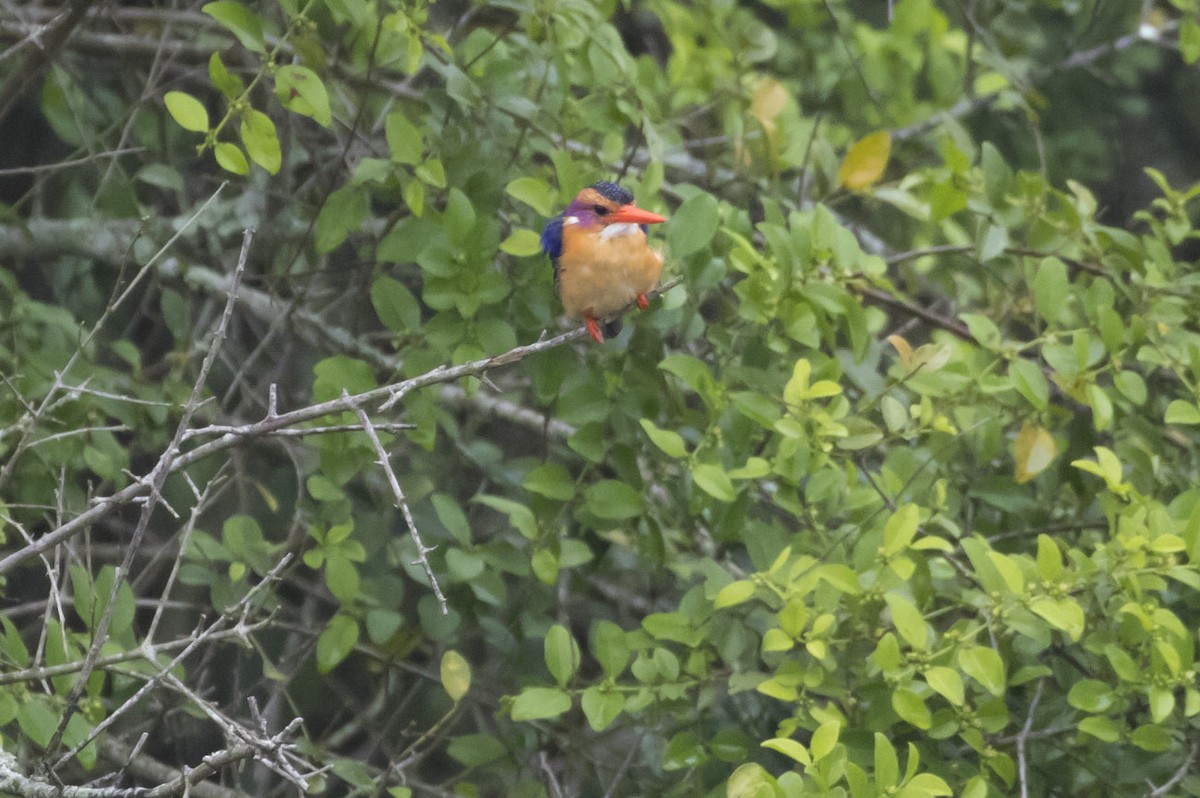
left=609, top=204, right=666, bottom=225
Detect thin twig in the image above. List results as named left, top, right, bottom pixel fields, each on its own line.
left=43, top=228, right=253, bottom=766
left=53, top=554, right=291, bottom=768
left=1015, top=678, right=1044, bottom=798
left=0, top=277, right=685, bottom=576
left=1146, top=741, right=1199, bottom=797
left=350, top=395, right=448, bottom=615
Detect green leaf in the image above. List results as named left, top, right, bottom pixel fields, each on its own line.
left=447, top=733, right=506, bottom=766
left=1009, top=359, right=1049, bottom=410
left=581, top=686, right=624, bottom=731
left=403, top=179, right=425, bottom=215
left=441, top=650, right=471, bottom=702
left=1032, top=257, right=1068, bottom=323
left=442, top=187, right=476, bottom=244
left=544, top=624, right=580, bottom=687
left=445, top=548, right=484, bottom=580
left=762, top=738, right=811, bottom=765
left=506, top=176, right=555, bottom=217
left=239, top=108, right=281, bottom=174
left=1029, top=596, right=1085, bottom=640
left=202, top=1, right=265, bottom=52
left=500, top=229, right=542, bottom=256
left=370, top=276, right=421, bottom=332
left=531, top=548, right=558, bottom=585
left=164, top=91, right=209, bottom=132
left=960, top=313, right=1002, bottom=349
left=1182, top=17, right=1200, bottom=64
left=213, top=142, right=249, bottom=175
left=584, top=480, right=644, bottom=520
left=727, top=764, right=780, bottom=798
left=1078, top=716, right=1119, bottom=743
left=958, top=646, right=1006, bottom=696
left=692, top=463, right=736, bottom=502
left=923, top=666, right=964, bottom=705
left=1130, top=724, right=1172, bottom=752
left=663, top=730, right=705, bottom=771
left=1114, top=370, right=1147, bottom=405
left=18, top=697, right=57, bottom=747
left=714, top=580, right=756, bottom=608
left=523, top=463, right=575, bottom=501
left=1165, top=400, right=1200, bottom=425
left=885, top=593, right=929, bottom=650
left=640, top=418, right=687, bottom=458
left=324, top=555, right=360, bottom=603
left=209, top=52, right=243, bottom=99
left=874, top=732, right=900, bottom=788
left=810, top=720, right=840, bottom=761
left=591, top=620, right=630, bottom=678
left=978, top=222, right=1008, bottom=261
left=883, top=504, right=919, bottom=556
left=667, top=192, right=719, bottom=258
left=0, top=616, right=30, bottom=668
left=315, top=185, right=368, bottom=253
left=891, top=687, right=932, bottom=729
left=275, top=65, right=332, bottom=126
left=474, top=495, right=538, bottom=539
left=386, top=110, right=423, bottom=164
left=510, top=686, right=572, bottom=721
left=898, top=773, right=952, bottom=798
left=317, top=614, right=359, bottom=672
left=365, top=609, right=403, bottom=644
left=416, top=158, right=445, bottom=187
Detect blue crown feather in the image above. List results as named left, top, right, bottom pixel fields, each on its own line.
left=590, top=180, right=633, bottom=205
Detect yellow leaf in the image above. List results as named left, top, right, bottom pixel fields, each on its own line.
left=751, top=78, right=788, bottom=133
left=1013, top=422, right=1056, bottom=484
left=251, top=479, right=279, bottom=512
left=887, top=334, right=913, bottom=369
left=440, top=650, right=471, bottom=702
left=838, top=130, right=892, bottom=190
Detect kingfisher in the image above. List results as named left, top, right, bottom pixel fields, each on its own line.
left=540, top=181, right=667, bottom=344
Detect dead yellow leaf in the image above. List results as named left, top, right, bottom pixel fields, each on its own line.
left=1014, top=421, right=1056, bottom=484
left=838, top=130, right=892, bottom=190
left=751, top=78, right=788, bottom=133
left=887, top=334, right=913, bottom=369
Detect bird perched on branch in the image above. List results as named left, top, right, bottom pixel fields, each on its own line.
left=540, top=181, right=667, bottom=344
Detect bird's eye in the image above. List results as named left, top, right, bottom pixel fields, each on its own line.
left=593, top=204, right=609, bottom=216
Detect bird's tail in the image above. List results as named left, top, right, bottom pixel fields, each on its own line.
left=602, top=318, right=623, bottom=340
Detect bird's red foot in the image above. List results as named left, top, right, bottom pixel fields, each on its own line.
left=585, top=316, right=605, bottom=344
left=636, top=293, right=649, bottom=310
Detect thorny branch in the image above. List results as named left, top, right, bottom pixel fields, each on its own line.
left=43, top=229, right=255, bottom=766
left=0, top=277, right=684, bottom=578
left=351, top=396, right=448, bottom=615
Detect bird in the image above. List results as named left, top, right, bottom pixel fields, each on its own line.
left=540, top=181, right=667, bottom=344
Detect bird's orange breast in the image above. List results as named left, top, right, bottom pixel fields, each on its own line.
left=556, top=224, right=663, bottom=320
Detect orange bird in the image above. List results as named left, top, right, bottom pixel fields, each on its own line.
left=540, top=181, right=667, bottom=343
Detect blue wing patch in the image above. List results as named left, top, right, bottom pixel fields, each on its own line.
left=541, top=214, right=565, bottom=296
left=541, top=214, right=564, bottom=260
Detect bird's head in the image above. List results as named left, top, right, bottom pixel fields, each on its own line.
left=562, top=181, right=666, bottom=229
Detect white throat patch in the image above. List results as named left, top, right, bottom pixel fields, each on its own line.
left=599, top=223, right=641, bottom=240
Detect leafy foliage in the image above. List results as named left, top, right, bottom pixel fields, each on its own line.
left=3, top=0, right=1200, bottom=797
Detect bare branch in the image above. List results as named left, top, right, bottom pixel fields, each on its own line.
left=42, top=228, right=253, bottom=766
left=350, top=394, right=448, bottom=615
left=0, top=277, right=685, bottom=577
